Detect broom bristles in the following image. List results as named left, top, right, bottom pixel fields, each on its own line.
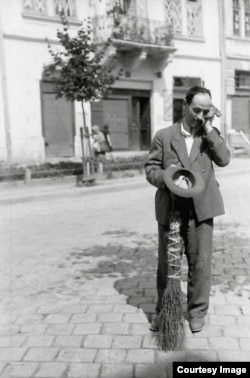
left=153, top=279, right=185, bottom=351
left=152, top=212, right=185, bottom=351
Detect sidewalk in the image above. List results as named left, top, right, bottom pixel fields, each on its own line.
left=0, top=157, right=249, bottom=205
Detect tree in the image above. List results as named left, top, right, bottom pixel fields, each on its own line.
left=45, top=13, right=121, bottom=180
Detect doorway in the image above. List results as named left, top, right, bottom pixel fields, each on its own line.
left=41, top=82, right=75, bottom=158
left=91, top=89, right=151, bottom=151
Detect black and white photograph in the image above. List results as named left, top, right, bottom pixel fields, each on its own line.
left=0, top=0, right=250, bottom=377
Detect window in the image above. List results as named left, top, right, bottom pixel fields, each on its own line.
left=235, top=70, right=250, bottom=89
left=232, top=0, right=250, bottom=37
left=23, top=0, right=46, bottom=14
left=186, top=0, right=202, bottom=36
left=23, top=0, right=77, bottom=19
left=164, top=0, right=202, bottom=37
left=245, top=0, right=250, bottom=36
left=54, top=0, right=76, bottom=18
left=233, top=0, right=241, bottom=35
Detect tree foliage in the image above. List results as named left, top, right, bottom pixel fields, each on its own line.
left=45, top=13, right=121, bottom=103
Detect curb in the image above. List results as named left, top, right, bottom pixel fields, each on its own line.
left=1, top=166, right=250, bottom=206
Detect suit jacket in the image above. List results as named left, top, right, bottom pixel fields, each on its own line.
left=145, top=122, right=230, bottom=224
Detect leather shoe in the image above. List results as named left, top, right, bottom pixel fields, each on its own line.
left=149, top=315, right=160, bottom=332
left=189, top=317, right=205, bottom=333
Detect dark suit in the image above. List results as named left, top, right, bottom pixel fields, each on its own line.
left=145, top=122, right=230, bottom=318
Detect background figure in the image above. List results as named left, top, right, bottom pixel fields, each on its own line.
left=101, top=124, right=113, bottom=154
left=91, top=125, right=102, bottom=157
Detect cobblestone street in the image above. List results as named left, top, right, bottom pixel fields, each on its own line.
left=1, top=158, right=250, bottom=378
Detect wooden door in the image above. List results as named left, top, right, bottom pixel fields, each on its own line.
left=41, top=83, right=75, bottom=158
left=103, top=98, right=129, bottom=150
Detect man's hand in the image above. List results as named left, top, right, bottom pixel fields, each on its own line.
left=204, top=104, right=221, bottom=134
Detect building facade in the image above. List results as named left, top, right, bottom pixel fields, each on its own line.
left=224, top=0, right=250, bottom=139
left=0, top=0, right=237, bottom=163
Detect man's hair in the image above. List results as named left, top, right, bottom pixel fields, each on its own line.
left=185, top=86, right=212, bottom=105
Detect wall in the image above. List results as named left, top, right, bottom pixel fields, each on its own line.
left=0, top=0, right=89, bottom=163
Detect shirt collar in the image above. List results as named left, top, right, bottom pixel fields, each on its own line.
left=181, top=122, right=192, bottom=138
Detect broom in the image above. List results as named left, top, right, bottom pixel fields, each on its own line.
left=153, top=210, right=185, bottom=351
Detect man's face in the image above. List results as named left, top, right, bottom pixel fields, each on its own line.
left=184, top=93, right=212, bottom=130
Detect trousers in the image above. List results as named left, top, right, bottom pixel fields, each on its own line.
left=156, top=203, right=213, bottom=319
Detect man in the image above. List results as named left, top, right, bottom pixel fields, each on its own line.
left=145, top=86, right=230, bottom=333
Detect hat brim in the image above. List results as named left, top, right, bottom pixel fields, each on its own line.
left=163, top=166, right=205, bottom=198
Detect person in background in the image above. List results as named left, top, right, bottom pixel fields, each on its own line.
left=91, top=125, right=103, bottom=157
left=145, top=86, right=230, bottom=334
left=101, top=124, right=113, bottom=154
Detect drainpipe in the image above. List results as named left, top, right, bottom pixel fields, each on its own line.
left=218, top=0, right=227, bottom=141
left=0, top=6, right=12, bottom=162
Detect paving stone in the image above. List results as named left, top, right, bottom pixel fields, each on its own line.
left=239, top=338, right=250, bottom=350
left=0, top=325, right=21, bottom=336
left=138, top=303, right=156, bottom=313
left=135, top=363, right=167, bottom=378
left=126, top=349, right=155, bottom=363
left=100, top=363, right=133, bottom=378
left=53, top=335, right=83, bottom=347
left=186, top=350, right=218, bottom=361
left=15, top=315, right=44, bottom=325
left=123, top=313, right=147, bottom=323
left=112, top=335, right=142, bottom=349
left=74, top=323, right=102, bottom=335
left=214, top=305, right=241, bottom=315
left=142, top=336, right=158, bottom=349
left=208, top=314, right=236, bottom=325
left=241, top=305, right=250, bottom=315
left=1, top=362, right=38, bottom=377
left=226, top=294, right=250, bottom=305
left=37, top=305, right=63, bottom=314
left=131, top=324, right=151, bottom=335
left=56, top=348, right=96, bottom=362
left=96, top=313, right=123, bottom=323
left=102, top=323, right=129, bottom=335
left=0, top=335, right=26, bottom=347
left=113, top=304, right=138, bottom=313
left=35, top=362, right=67, bottom=377
left=236, top=315, right=250, bottom=325
left=67, top=363, right=101, bottom=378
left=44, top=314, right=71, bottom=324
left=155, top=350, right=187, bottom=364
left=209, top=337, right=239, bottom=350
left=95, top=349, right=126, bottom=363
left=45, top=324, right=74, bottom=335
left=209, top=296, right=227, bottom=304
left=185, top=337, right=210, bottom=350
left=61, top=304, right=88, bottom=313
left=223, top=325, right=250, bottom=337
left=128, top=295, right=154, bottom=304
left=24, top=335, right=54, bottom=347
left=23, top=347, right=59, bottom=362
left=0, top=362, right=6, bottom=375
left=218, top=350, right=250, bottom=361
left=70, top=313, right=97, bottom=323
left=86, top=305, right=113, bottom=313
left=0, top=348, right=27, bottom=361
left=84, top=335, right=113, bottom=348
left=20, top=325, right=48, bottom=335
left=193, top=325, right=223, bottom=337
left=144, top=289, right=157, bottom=297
